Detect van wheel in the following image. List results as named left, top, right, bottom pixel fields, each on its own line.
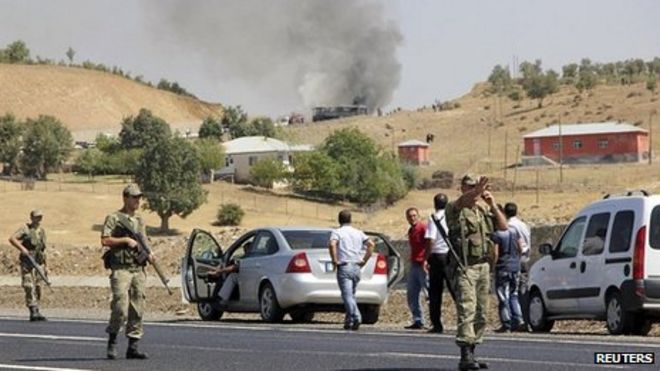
left=630, top=316, right=652, bottom=336
left=606, top=291, right=633, bottom=335
left=260, top=283, right=285, bottom=323
left=289, top=310, right=314, bottom=323
left=528, top=290, right=554, bottom=332
left=360, top=305, right=380, bottom=324
left=197, top=302, right=223, bottom=321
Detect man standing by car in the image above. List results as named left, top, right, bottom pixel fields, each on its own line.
left=9, top=209, right=48, bottom=322
left=504, top=202, right=531, bottom=328
left=424, top=193, right=457, bottom=334
left=404, top=207, right=427, bottom=330
left=101, top=184, right=149, bottom=360
left=329, top=209, right=375, bottom=331
left=446, top=175, right=508, bottom=371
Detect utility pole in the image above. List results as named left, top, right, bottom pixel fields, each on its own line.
left=558, top=118, right=564, bottom=184
left=650, top=110, right=656, bottom=165
left=503, top=130, right=508, bottom=179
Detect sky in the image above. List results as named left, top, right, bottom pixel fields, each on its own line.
left=1, top=0, right=659, bottom=117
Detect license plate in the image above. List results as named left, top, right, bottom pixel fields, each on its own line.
left=325, top=262, right=335, bottom=272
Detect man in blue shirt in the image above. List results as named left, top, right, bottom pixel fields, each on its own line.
left=490, top=215, right=524, bottom=333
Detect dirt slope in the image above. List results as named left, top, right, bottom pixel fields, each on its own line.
left=0, top=64, right=221, bottom=140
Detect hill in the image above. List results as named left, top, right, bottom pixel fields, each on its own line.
left=0, top=64, right=222, bottom=140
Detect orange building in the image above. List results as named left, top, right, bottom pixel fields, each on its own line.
left=398, top=140, right=430, bottom=166
left=523, top=122, right=649, bottom=164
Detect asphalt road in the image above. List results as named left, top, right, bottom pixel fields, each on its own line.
left=0, top=316, right=657, bottom=371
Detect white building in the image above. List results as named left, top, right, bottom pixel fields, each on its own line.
left=219, top=136, right=313, bottom=183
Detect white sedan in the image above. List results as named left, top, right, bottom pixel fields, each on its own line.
left=181, top=227, right=403, bottom=324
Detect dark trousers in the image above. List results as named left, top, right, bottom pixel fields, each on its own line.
left=428, top=253, right=457, bottom=329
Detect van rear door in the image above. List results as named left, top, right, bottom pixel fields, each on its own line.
left=644, top=205, right=660, bottom=301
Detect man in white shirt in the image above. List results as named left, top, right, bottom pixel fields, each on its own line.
left=424, top=193, right=457, bottom=333
left=329, top=210, right=375, bottom=331
left=504, top=202, right=531, bottom=331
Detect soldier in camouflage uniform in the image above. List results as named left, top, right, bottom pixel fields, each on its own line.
left=8, top=209, right=48, bottom=321
left=445, top=175, right=508, bottom=371
left=101, top=184, right=149, bottom=360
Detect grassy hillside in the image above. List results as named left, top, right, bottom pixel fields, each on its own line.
left=0, top=64, right=222, bottom=140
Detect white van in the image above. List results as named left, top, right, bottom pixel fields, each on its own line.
left=527, top=191, right=660, bottom=335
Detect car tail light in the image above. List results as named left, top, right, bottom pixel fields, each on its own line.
left=633, top=226, right=646, bottom=281
left=374, top=254, right=387, bottom=275
left=286, top=252, right=311, bottom=273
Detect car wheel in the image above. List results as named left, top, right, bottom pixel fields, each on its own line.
left=289, top=310, right=314, bottom=323
left=606, top=291, right=633, bottom=335
left=528, top=290, right=554, bottom=332
left=630, top=316, right=652, bottom=336
left=360, top=304, right=380, bottom=325
left=197, top=302, right=223, bottom=321
left=260, top=282, right=285, bottom=323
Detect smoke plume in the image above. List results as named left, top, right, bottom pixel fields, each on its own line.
left=142, top=0, right=402, bottom=115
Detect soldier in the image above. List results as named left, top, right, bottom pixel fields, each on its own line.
left=446, top=175, right=508, bottom=370
left=101, top=184, right=149, bottom=360
left=8, top=209, right=48, bottom=321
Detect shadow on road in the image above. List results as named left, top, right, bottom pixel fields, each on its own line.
left=337, top=369, right=453, bottom=371
left=15, top=357, right=107, bottom=362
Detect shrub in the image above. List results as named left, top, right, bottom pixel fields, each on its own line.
left=216, top=203, right=245, bottom=226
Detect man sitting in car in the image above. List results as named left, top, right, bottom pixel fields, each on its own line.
left=208, top=242, right=252, bottom=304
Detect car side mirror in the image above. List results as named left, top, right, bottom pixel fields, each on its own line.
left=539, top=243, right=553, bottom=256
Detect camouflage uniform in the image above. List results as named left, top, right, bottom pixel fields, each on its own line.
left=445, top=202, right=494, bottom=347
left=13, top=224, right=47, bottom=308
left=102, top=211, right=147, bottom=340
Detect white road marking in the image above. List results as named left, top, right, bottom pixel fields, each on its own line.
left=0, top=364, right=93, bottom=371
left=0, top=332, right=104, bottom=342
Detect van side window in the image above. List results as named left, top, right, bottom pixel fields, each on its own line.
left=649, top=206, right=660, bottom=250
left=609, top=210, right=634, bottom=253
left=555, top=216, right=586, bottom=259
left=582, top=213, right=610, bottom=256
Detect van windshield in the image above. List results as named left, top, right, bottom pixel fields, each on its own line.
left=649, top=206, right=660, bottom=250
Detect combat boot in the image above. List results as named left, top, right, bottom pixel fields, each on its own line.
left=106, top=333, right=118, bottom=360
left=126, top=338, right=148, bottom=359
left=458, top=345, right=480, bottom=371
left=29, top=306, right=46, bottom=321
left=470, top=345, right=488, bottom=369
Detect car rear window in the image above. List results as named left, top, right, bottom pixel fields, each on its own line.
left=609, top=210, right=634, bottom=253
left=649, top=206, right=660, bottom=250
left=282, top=230, right=331, bottom=250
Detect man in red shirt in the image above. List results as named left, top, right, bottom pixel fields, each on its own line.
left=405, top=207, right=428, bottom=329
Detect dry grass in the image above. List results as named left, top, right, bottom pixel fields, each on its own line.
left=0, top=64, right=222, bottom=140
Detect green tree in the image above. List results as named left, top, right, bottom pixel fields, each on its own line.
left=647, top=73, right=657, bottom=95
left=561, top=63, right=578, bottom=84
left=135, top=136, right=208, bottom=232
left=19, top=115, right=73, bottom=179
left=290, top=150, right=340, bottom=196
left=74, top=148, right=104, bottom=177
left=5, top=40, right=30, bottom=63
left=198, top=116, right=223, bottom=140
left=520, top=60, right=558, bottom=108
left=249, top=157, right=288, bottom=188
left=66, top=47, right=75, bottom=64
left=0, top=114, right=24, bottom=175
left=222, top=105, right=249, bottom=139
left=487, top=65, right=512, bottom=94
left=195, top=138, right=224, bottom=182
left=248, top=117, right=277, bottom=138
left=118, top=108, right=171, bottom=149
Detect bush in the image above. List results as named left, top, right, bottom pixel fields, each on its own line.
left=216, top=203, right=245, bottom=226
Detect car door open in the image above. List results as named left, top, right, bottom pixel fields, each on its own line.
left=367, top=232, right=404, bottom=288
left=181, top=229, right=223, bottom=302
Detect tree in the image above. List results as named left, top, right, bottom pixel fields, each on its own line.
left=248, top=117, right=277, bottom=138
left=198, top=116, right=223, bottom=140
left=249, top=157, right=288, bottom=188
left=118, top=108, right=171, bottom=149
left=74, top=148, right=104, bottom=178
left=19, top=115, right=73, bottom=179
left=5, top=40, right=30, bottom=63
left=66, top=47, right=75, bottom=64
left=561, top=63, right=578, bottom=84
left=0, top=114, right=24, bottom=175
left=290, top=151, right=340, bottom=196
left=487, top=65, right=512, bottom=94
left=222, top=105, right=249, bottom=139
left=195, top=138, right=224, bottom=183
left=135, top=136, right=208, bottom=232
left=519, top=60, right=558, bottom=108
left=647, top=73, right=657, bottom=95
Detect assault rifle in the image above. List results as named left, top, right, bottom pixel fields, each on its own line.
left=117, top=221, right=173, bottom=295
left=431, top=214, right=473, bottom=287
left=22, top=253, right=54, bottom=293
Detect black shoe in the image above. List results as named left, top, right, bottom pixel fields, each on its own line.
left=404, top=322, right=424, bottom=330
left=458, top=346, right=480, bottom=371
left=107, top=333, right=118, bottom=360
left=494, top=326, right=511, bottom=333
left=343, top=323, right=351, bottom=330
left=471, top=345, right=488, bottom=369
left=126, top=339, right=148, bottom=360
left=351, top=321, right=361, bottom=331
left=427, top=326, right=443, bottom=334
left=29, top=306, right=46, bottom=322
